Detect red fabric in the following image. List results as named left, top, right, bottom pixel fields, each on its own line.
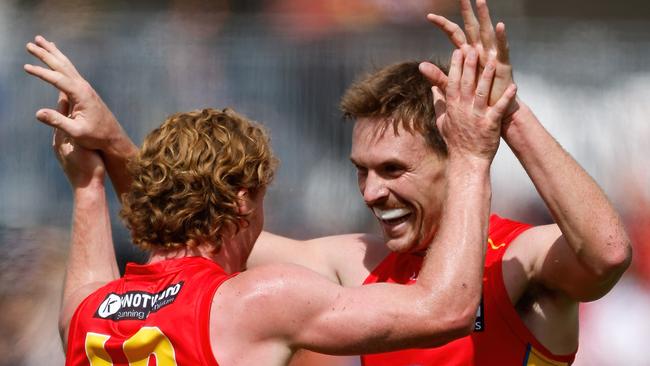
left=66, top=257, right=235, bottom=366
left=361, top=215, right=577, bottom=365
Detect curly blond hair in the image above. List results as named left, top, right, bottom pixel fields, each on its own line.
left=120, top=108, right=277, bottom=252
left=340, top=60, right=449, bottom=155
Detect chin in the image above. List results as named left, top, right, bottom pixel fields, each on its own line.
left=384, top=236, right=417, bottom=254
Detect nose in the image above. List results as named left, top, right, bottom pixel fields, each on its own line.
left=361, top=171, right=389, bottom=205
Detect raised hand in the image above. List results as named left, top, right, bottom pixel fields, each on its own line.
left=431, top=49, right=516, bottom=162
left=24, top=35, right=129, bottom=156
left=25, top=35, right=138, bottom=197
left=425, top=0, right=512, bottom=106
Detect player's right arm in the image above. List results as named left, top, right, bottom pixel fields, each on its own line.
left=232, top=158, right=492, bottom=354
left=223, top=49, right=516, bottom=356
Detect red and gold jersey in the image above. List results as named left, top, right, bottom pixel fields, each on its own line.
left=66, top=257, right=236, bottom=366
left=361, top=215, right=577, bottom=366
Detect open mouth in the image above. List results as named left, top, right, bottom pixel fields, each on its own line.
left=373, top=207, right=412, bottom=226
left=382, top=214, right=411, bottom=226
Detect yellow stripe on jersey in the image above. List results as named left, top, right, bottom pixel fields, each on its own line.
left=523, top=344, right=569, bottom=366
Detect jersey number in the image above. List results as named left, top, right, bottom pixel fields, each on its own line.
left=85, top=327, right=178, bottom=365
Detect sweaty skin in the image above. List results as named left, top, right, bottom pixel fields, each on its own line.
left=37, top=39, right=516, bottom=365
left=27, top=1, right=631, bottom=361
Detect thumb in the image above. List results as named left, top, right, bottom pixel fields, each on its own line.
left=36, top=108, right=76, bottom=135
left=486, top=84, right=517, bottom=122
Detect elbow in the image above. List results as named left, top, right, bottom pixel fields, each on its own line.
left=417, top=290, right=480, bottom=346
left=593, top=237, right=633, bottom=280
left=445, top=301, right=480, bottom=338
left=438, top=313, right=476, bottom=343
left=430, top=303, right=478, bottom=345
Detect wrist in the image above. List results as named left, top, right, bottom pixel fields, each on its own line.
left=73, top=177, right=106, bottom=195
left=502, top=99, right=536, bottom=143
left=104, top=131, right=138, bottom=160
left=446, top=156, right=492, bottom=176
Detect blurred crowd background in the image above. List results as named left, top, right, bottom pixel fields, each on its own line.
left=0, top=0, right=648, bottom=365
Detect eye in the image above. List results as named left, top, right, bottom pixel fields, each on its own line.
left=381, top=163, right=405, bottom=177
left=355, top=165, right=368, bottom=177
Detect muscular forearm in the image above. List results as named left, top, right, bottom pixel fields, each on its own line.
left=64, top=182, right=119, bottom=303
left=503, top=102, right=631, bottom=279
left=416, top=159, right=491, bottom=338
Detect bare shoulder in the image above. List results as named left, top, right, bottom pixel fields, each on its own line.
left=505, top=224, right=562, bottom=273
left=209, top=263, right=334, bottom=363
left=501, top=224, right=579, bottom=354
left=248, top=231, right=388, bottom=286
left=213, top=263, right=336, bottom=338
left=502, top=223, right=562, bottom=302
left=312, top=233, right=389, bottom=286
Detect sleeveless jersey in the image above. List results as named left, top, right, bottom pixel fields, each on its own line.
left=361, top=215, right=577, bottom=366
left=66, top=256, right=235, bottom=366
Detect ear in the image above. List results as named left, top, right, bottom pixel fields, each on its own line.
left=236, top=188, right=253, bottom=216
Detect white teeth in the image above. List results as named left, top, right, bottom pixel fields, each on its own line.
left=373, top=207, right=411, bottom=220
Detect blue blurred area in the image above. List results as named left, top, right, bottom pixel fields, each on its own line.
left=0, top=1, right=649, bottom=365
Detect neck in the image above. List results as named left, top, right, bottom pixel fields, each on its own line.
left=147, top=239, right=249, bottom=274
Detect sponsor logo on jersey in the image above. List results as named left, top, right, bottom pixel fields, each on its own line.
left=474, top=297, right=484, bottom=332
left=95, top=282, right=184, bottom=321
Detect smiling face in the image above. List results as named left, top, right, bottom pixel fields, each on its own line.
left=350, top=117, right=448, bottom=253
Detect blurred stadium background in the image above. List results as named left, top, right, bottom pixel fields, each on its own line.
left=1, top=0, right=648, bottom=365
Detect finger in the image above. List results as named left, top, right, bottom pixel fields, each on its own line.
left=460, top=49, right=478, bottom=100
left=486, top=84, right=517, bottom=121
left=419, top=62, right=448, bottom=90
left=36, top=108, right=78, bottom=136
left=432, top=86, right=447, bottom=130
left=34, top=35, right=71, bottom=65
left=26, top=42, right=63, bottom=70
left=446, top=50, right=464, bottom=99
left=459, top=0, right=480, bottom=44
left=34, top=35, right=82, bottom=80
left=24, top=64, right=78, bottom=97
left=476, top=0, right=496, bottom=50
left=57, top=92, right=70, bottom=116
left=495, top=22, right=510, bottom=63
left=52, top=128, right=67, bottom=164
left=473, top=58, right=496, bottom=113
left=426, top=14, right=467, bottom=48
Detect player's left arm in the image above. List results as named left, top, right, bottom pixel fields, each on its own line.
left=51, top=125, right=119, bottom=346
left=423, top=0, right=632, bottom=301
left=503, top=102, right=632, bottom=301
left=24, top=36, right=138, bottom=199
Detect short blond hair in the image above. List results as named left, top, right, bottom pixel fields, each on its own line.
left=120, top=108, right=277, bottom=252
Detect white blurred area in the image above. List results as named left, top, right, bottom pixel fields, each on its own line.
left=1, top=1, right=649, bottom=365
